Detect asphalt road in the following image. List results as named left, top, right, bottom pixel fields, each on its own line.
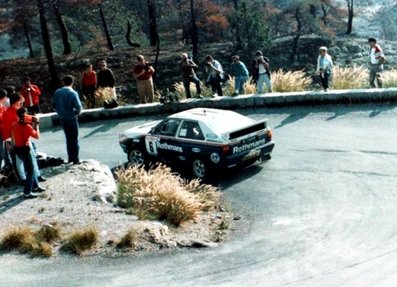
left=1, top=103, right=397, bottom=287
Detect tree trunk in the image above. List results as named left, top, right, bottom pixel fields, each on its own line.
left=126, top=21, right=141, bottom=47
left=22, top=22, right=34, bottom=58
left=233, top=0, right=238, bottom=10
left=346, top=0, right=354, bottom=35
left=53, top=0, right=71, bottom=55
left=321, top=4, right=327, bottom=25
left=153, top=33, right=160, bottom=88
left=99, top=3, right=114, bottom=51
left=190, top=0, right=198, bottom=61
left=37, top=0, right=60, bottom=91
left=147, top=0, right=158, bottom=46
left=290, top=6, right=302, bottom=62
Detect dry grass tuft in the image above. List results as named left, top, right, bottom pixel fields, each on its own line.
left=116, top=229, right=137, bottom=249
left=93, top=87, right=115, bottom=107
left=272, top=69, right=312, bottom=92
left=382, top=69, right=397, bottom=88
left=332, top=65, right=368, bottom=89
left=244, top=77, right=257, bottom=94
left=61, top=227, right=99, bottom=255
left=36, top=223, right=61, bottom=243
left=116, top=165, right=219, bottom=226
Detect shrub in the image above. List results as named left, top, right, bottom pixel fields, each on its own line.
left=36, top=223, right=61, bottom=243
left=115, top=165, right=219, bottom=226
left=382, top=69, right=397, bottom=88
left=116, top=229, right=137, bottom=249
left=332, top=65, right=368, bottom=89
left=244, top=77, right=256, bottom=95
left=61, top=227, right=98, bottom=255
left=271, top=69, right=312, bottom=92
left=93, top=87, right=115, bottom=108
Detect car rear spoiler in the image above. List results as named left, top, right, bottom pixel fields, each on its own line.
left=228, top=120, right=268, bottom=140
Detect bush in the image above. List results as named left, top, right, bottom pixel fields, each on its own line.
left=92, top=87, right=115, bottom=108
left=271, top=69, right=312, bottom=92
left=116, top=229, right=137, bottom=249
left=35, top=223, right=61, bottom=243
left=61, top=227, right=98, bottom=255
left=332, top=65, right=368, bottom=90
left=115, top=165, right=219, bottom=226
left=382, top=69, right=397, bottom=88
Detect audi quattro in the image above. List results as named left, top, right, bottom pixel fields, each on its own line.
left=119, top=108, right=275, bottom=178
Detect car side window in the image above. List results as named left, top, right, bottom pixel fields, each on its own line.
left=152, top=119, right=181, bottom=137
left=179, top=121, right=204, bottom=140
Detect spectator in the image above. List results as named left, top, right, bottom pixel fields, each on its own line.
left=133, top=55, right=155, bottom=103
left=230, top=55, right=249, bottom=96
left=205, top=55, right=224, bottom=97
left=255, top=51, right=272, bottom=94
left=97, top=60, right=116, bottom=99
left=316, top=46, right=333, bottom=92
left=52, top=75, right=83, bottom=165
left=81, top=63, right=97, bottom=108
left=179, top=53, right=202, bottom=99
left=20, top=76, right=41, bottom=114
left=11, top=107, right=45, bottom=198
left=368, top=37, right=385, bottom=88
left=0, top=89, right=8, bottom=168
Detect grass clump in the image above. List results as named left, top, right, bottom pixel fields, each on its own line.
left=271, top=69, right=312, bottom=92
left=332, top=65, right=368, bottom=89
left=115, top=165, right=219, bottom=226
left=36, top=223, right=61, bottom=243
left=61, top=227, right=98, bottom=255
left=0, top=226, right=55, bottom=258
left=382, top=68, right=397, bottom=88
left=92, top=87, right=115, bottom=108
left=116, top=229, right=137, bottom=249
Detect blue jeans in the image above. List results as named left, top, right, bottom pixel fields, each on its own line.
left=62, top=119, right=80, bottom=163
left=183, top=76, right=201, bottom=98
left=14, top=146, right=38, bottom=194
left=256, top=73, right=272, bottom=94
left=234, top=76, right=248, bottom=94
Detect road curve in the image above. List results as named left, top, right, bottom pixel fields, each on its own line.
left=1, top=104, right=396, bottom=287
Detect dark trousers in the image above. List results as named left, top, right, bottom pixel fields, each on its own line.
left=62, top=119, right=80, bottom=163
left=183, top=76, right=201, bottom=98
left=207, top=75, right=223, bottom=96
left=320, top=71, right=331, bottom=90
left=82, top=85, right=96, bottom=108
left=14, top=146, right=38, bottom=194
left=27, top=105, right=40, bottom=115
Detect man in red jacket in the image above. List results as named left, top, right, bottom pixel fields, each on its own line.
left=20, top=76, right=41, bottom=114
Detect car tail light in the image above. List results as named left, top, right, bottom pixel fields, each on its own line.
left=266, top=129, right=273, bottom=140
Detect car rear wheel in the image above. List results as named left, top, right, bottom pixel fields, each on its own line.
left=192, top=158, right=207, bottom=179
left=128, top=149, right=145, bottom=166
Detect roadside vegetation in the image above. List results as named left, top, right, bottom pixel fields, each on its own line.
left=115, top=164, right=220, bottom=226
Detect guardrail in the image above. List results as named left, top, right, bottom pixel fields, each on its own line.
left=38, top=88, right=397, bottom=129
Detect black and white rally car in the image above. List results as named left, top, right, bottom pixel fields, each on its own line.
left=119, top=108, right=275, bottom=178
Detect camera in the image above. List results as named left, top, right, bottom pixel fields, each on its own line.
left=22, top=114, right=40, bottom=124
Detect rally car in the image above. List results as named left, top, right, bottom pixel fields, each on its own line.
left=119, top=108, right=275, bottom=179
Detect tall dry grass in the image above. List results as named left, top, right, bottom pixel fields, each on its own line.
left=61, top=227, right=99, bottom=255
left=382, top=69, right=397, bottom=88
left=271, top=69, right=312, bottom=92
left=115, top=164, right=219, bottom=226
left=332, top=65, right=368, bottom=89
left=93, top=87, right=115, bottom=107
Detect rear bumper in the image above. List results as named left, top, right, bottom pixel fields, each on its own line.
left=224, top=141, right=275, bottom=168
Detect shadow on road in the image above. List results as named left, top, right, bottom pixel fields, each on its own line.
left=0, top=195, right=24, bottom=215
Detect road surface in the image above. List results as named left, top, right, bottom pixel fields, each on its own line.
left=1, top=103, right=396, bottom=287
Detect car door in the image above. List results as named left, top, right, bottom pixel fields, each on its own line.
left=145, top=118, right=183, bottom=161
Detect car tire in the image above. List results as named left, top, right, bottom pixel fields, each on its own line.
left=128, top=149, right=146, bottom=166
left=192, top=158, right=208, bottom=179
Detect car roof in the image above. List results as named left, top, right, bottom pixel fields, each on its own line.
left=169, top=108, right=255, bottom=134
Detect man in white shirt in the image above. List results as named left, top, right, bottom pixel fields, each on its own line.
left=255, top=51, right=272, bottom=94
left=368, top=37, right=385, bottom=88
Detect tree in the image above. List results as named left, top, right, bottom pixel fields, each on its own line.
left=52, top=0, right=71, bottom=55
left=346, top=0, right=353, bottom=35
left=16, top=0, right=34, bottom=58
left=190, top=0, right=198, bottom=60
left=147, top=0, right=158, bottom=46
left=37, top=0, right=59, bottom=91
left=99, top=2, right=114, bottom=50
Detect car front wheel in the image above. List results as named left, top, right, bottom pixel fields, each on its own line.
left=192, top=158, right=207, bottom=179
left=128, top=149, right=145, bottom=166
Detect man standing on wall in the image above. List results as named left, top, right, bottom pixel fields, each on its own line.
left=53, top=75, right=83, bottom=165
left=368, top=37, right=385, bottom=88
left=180, top=53, right=202, bottom=99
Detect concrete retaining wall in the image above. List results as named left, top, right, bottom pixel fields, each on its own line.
left=38, top=88, right=397, bottom=129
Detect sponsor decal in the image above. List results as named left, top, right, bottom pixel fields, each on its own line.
left=233, top=138, right=266, bottom=154
left=156, top=142, right=183, bottom=153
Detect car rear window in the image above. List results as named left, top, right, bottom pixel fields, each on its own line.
left=205, top=112, right=255, bottom=134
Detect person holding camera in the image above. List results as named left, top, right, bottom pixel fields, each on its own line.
left=316, top=46, right=333, bottom=92
left=180, top=53, right=202, bottom=99
left=205, top=55, right=224, bottom=97
left=11, top=107, right=44, bottom=198
left=133, top=55, right=155, bottom=104
left=255, top=51, right=272, bottom=94
left=20, top=76, right=42, bottom=115
left=53, top=75, right=83, bottom=165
